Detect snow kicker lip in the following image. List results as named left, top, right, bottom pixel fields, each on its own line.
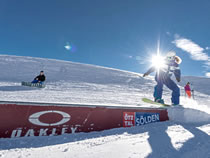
left=168, top=107, right=210, bottom=123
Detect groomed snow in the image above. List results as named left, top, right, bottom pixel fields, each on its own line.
left=0, top=55, right=210, bottom=158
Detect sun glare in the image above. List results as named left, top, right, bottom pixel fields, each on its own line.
left=151, top=54, right=166, bottom=69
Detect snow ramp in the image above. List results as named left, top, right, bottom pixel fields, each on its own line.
left=0, top=101, right=168, bottom=138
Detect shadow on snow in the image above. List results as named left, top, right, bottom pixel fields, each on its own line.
left=0, top=86, right=37, bottom=91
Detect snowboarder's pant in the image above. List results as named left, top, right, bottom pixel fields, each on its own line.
left=32, top=80, right=39, bottom=83
left=185, top=90, right=191, bottom=98
left=154, top=77, right=180, bottom=105
left=31, top=80, right=43, bottom=84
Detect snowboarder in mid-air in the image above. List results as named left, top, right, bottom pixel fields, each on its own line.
left=143, top=51, right=181, bottom=106
left=31, top=71, right=46, bottom=84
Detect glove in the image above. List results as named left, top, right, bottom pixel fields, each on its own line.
left=143, top=73, right=148, bottom=77
left=176, top=78, right=180, bottom=82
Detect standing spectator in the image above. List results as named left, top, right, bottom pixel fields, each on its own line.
left=184, top=82, right=191, bottom=98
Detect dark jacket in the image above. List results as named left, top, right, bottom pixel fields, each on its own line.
left=34, top=75, right=46, bottom=82
left=145, top=60, right=181, bottom=82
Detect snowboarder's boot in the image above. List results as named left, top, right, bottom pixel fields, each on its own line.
left=172, top=103, right=180, bottom=106
left=154, top=98, right=165, bottom=104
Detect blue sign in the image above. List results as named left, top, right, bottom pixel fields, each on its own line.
left=135, top=112, right=160, bottom=126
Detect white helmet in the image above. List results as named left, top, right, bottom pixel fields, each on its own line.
left=166, top=51, right=176, bottom=58
left=166, top=51, right=176, bottom=61
left=166, top=51, right=182, bottom=64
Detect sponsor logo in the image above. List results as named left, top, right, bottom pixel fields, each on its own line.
left=10, top=110, right=75, bottom=138
left=123, top=112, right=135, bottom=127
left=135, top=112, right=160, bottom=126
left=123, top=112, right=160, bottom=127
left=11, top=126, right=78, bottom=138
left=29, top=110, right=71, bottom=126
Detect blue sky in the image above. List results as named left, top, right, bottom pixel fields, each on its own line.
left=0, top=0, right=210, bottom=77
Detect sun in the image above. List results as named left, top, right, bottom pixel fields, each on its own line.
left=151, top=54, right=166, bottom=70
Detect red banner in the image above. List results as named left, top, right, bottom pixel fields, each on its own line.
left=0, top=102, right=169, bottom=138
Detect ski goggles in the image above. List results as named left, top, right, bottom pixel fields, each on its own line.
left=166, top=56, right=175, bottom=61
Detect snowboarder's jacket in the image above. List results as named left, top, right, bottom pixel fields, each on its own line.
left=34, top=75, right=46, bottom=82
left=184, top=84, right=191, bottom=91
left=145, top=59, right=181, bottom=82
left=184, top=84, right=191, bottom=98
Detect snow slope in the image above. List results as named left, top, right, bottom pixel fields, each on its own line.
left=0, top=55, right=210, bottom=158
left=0, top=55, right=154, bottom=106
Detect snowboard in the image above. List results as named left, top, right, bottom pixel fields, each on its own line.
left=21, top=81, right=45, bottom=88
left=142, top=98, right=170, bottom=107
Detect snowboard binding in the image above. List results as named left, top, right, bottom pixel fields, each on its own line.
left=154, top=98, right=165, bottom=104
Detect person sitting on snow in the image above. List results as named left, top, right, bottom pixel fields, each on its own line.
left=184, top=82, right=192, bottom=98
left=32, top=71, right=46, bottom=84
left=143, top=51, right=181, bottom=106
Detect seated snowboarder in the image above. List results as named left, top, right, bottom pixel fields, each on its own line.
left=143, top=51, right=181, bottom=106
left=184, top=82, right=192, bottom=98
left=32, top=71, right=46, bottom=84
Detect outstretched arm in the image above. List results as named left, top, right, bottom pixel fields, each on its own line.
left=143, top=67, right=155, bottom=77
left=174, top=69, right=181, bottom=82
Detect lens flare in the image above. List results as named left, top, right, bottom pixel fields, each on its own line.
left=151, top=54, right=166, bottom=70
left=64, top=42, right=72, bottom=50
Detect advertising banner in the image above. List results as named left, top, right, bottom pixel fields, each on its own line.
left=0, top=102, right=169, bottom=138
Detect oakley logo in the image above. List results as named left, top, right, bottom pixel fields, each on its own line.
left=29, top=110, right=71, bottom=126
